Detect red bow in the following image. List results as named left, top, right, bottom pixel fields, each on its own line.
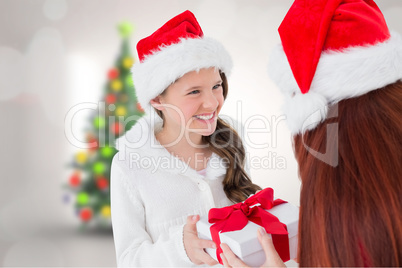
left=208, top=188, right=290, bottom=264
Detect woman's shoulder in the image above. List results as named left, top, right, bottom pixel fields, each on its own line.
left=111, top=151, right=133, bottom=171
left=110, top=151, right=151, bottom=192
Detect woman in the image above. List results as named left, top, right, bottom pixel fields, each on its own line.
left=221, top=0, right=402, bottom=266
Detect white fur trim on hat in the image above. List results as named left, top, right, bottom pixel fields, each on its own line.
left=269, top=31, right=402, bottom=135
left=283, top=92, right=328, bottom=134
left=132, top=37, right=233, bottom=112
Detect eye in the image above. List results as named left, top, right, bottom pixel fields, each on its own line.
left=213, top=83, right=222, bottom=90
left=188, top=90, right=200, bottom=95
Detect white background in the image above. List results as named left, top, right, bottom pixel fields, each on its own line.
left=1, top=0, right=401, bottom=266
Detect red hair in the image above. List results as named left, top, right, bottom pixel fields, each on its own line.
left=294, top=81, right=402, bottom=266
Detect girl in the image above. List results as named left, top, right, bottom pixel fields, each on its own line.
left=110, top=10, right=261, bottom=267
left=221, top=0, right=402, bottom=267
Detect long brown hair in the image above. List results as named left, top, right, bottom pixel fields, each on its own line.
left=156, top=71, right=261, bottom=203
left=294, top=81, right=402, bottom=266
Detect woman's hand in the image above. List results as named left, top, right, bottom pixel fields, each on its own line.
left=183, top=215, right=219, bottom=266
left=220, top=227, right=286, bottom=268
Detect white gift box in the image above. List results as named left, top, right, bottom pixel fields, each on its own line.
left=197, top=202, right=299, bottom=267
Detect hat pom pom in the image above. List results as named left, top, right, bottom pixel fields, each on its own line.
left=283, top=92, right=328, bottom=135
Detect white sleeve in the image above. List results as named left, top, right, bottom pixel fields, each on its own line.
left=110, top=159, right=194, bottom=267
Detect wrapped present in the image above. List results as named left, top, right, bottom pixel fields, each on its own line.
left=196, top=188, right=299, bottom=267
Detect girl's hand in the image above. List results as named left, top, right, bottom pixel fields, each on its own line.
left=183, top=215, right=219, bottom=266
left=220, top=227, right=286, bottom=268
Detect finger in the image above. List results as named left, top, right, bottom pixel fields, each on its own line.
left=220, top=253, right=231, bottom=268
left=186, top=214, right=200, bottom=225
left=185, top=215, right=200, bottom=233
left=220, top=243, right=249, bottom=268
left=257, top=228, right=276, bottom=256
left=220, top=243, right=237, bottom=259
left=257, top=228, right=285, bottom=267
left=199, top=251, right=219, bottom=266
left=197, top=238, right=217, bottom=249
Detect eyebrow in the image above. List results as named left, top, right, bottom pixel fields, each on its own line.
left=185, top=80, right=223, bottom=92
left=186, top=86, right=202, bottom=92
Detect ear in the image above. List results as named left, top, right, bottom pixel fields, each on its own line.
left=150, top=96, right=164, bottom=111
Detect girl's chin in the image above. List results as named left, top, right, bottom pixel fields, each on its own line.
left=187, top=126, right=217, bottom=137
left=191, top=121, right=217, bottom=133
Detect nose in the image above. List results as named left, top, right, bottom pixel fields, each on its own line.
left=202, top=90, right=219, bottom=110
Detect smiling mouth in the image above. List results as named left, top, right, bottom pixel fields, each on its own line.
left=194, top=111, right=215, bottom=120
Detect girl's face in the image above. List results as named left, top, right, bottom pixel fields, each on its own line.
left=155, top=67, right=224, bottom=137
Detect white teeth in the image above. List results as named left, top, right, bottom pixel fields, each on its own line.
left=195, top=113, right=214, bottom=120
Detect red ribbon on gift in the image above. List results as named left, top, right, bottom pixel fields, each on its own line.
left=208, top=188, right=290, bottom=264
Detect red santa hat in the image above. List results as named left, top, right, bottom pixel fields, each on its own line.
left=131, top=10, right=232, bottom=112
left=268, top=0, right=402, bottom=134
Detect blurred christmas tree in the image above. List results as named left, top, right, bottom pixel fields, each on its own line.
left=65, top=22, right=143, bottom=228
